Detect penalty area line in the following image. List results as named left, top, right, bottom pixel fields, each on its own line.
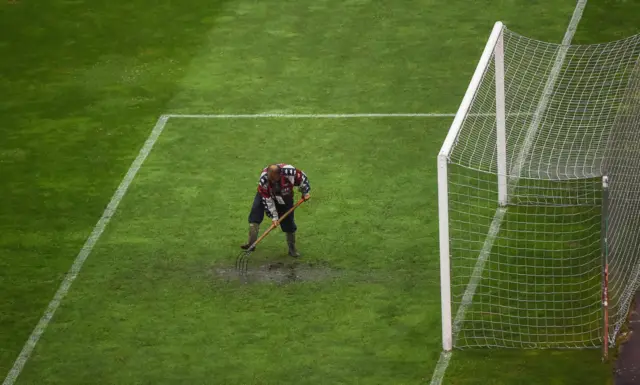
left=2, top=115, right=171, bottom=385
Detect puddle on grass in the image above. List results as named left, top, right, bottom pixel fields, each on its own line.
left=213, top=260, right=340, bottom=285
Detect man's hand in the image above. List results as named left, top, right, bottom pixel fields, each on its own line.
left=271, top=219, right=279, bottom=228
left=302, top=193, right=310, bottom=201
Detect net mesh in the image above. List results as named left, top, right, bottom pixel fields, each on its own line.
left=444, top=27, right=640, bottom=349
left=603, top=56, right=640, bottom=344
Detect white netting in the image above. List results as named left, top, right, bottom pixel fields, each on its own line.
left=602, top=58, right=640, bottom=344
left=442, top=26, right=640, bottom=349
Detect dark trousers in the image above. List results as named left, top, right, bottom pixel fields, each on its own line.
left=248, top=192, right=297, bottom=233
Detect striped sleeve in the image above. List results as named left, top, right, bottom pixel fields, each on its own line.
left=279, top=165, right=311, bottom=195
left=294, top=168, right=310, bottom=194
left=257, top=173, right=278, bottom=220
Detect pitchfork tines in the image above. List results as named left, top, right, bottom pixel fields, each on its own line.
left=234, top=197, right=306, bottom=275
left=235, top=247, right=254, bottom=275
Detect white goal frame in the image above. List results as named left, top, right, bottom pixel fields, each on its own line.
left=437, top=21, right=506, bottom=351
left=437, top=19, right=640, bottom=354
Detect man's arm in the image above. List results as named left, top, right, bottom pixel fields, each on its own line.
left=257, top=174, right=279, bottom=221
left=279, top=165, right=311, bottom=198
left=293, top=168, right=311, bottom=199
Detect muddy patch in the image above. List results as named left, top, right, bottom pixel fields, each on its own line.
left=212, top=260, right=341, bottom=285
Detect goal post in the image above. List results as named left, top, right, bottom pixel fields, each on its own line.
left=494, top=28, right=508, bottom=207
left=438, top=21, right=640, bottom=353
left=438, top=21, right=505, bottom=351
left=601, top=52, right=640, bottom=352
left=601, top=175, right=610, bottom=360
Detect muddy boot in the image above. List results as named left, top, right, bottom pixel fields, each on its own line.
left=240, top=223, right=260, bottom=250
left=286, top=232, right=300, bottom=258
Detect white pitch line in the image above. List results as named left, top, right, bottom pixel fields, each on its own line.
left=2, top=115, right=170, bottom=385
left=451, top=207, right=506, bottom=336
left=509, top=0, right=587, bottom=185
left=166, top=113, right=455, bottom=118
left=429, top=2, right=587, bottom=384
left=429, top=352, right=452, bottom=385
left=429, top=208, right=505, bottom=385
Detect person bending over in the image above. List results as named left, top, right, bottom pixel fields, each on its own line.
left=241, top=163, right=310, bottom=257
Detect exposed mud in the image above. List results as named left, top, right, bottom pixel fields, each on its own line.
left=212, top=259, right=341, bottom=285
left=614, top=291, right=640, bottom=385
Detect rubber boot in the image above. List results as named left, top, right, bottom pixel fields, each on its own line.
left=241, top=223, right=260, bottom=250
left=286, top=232, right=300, bottom=258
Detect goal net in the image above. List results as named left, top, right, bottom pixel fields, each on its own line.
left=438, top=22, right=640, bottom=351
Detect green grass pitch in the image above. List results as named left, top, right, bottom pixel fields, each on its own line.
left=1, top=0, right=639, bottom=384
left=12, top=116, right=445, bottom=384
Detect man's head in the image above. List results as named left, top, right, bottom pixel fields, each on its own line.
left=267, top=164, right=281, bottom=183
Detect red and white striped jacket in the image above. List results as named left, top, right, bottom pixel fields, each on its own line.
left=257, top=163, right=310, bottom=220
